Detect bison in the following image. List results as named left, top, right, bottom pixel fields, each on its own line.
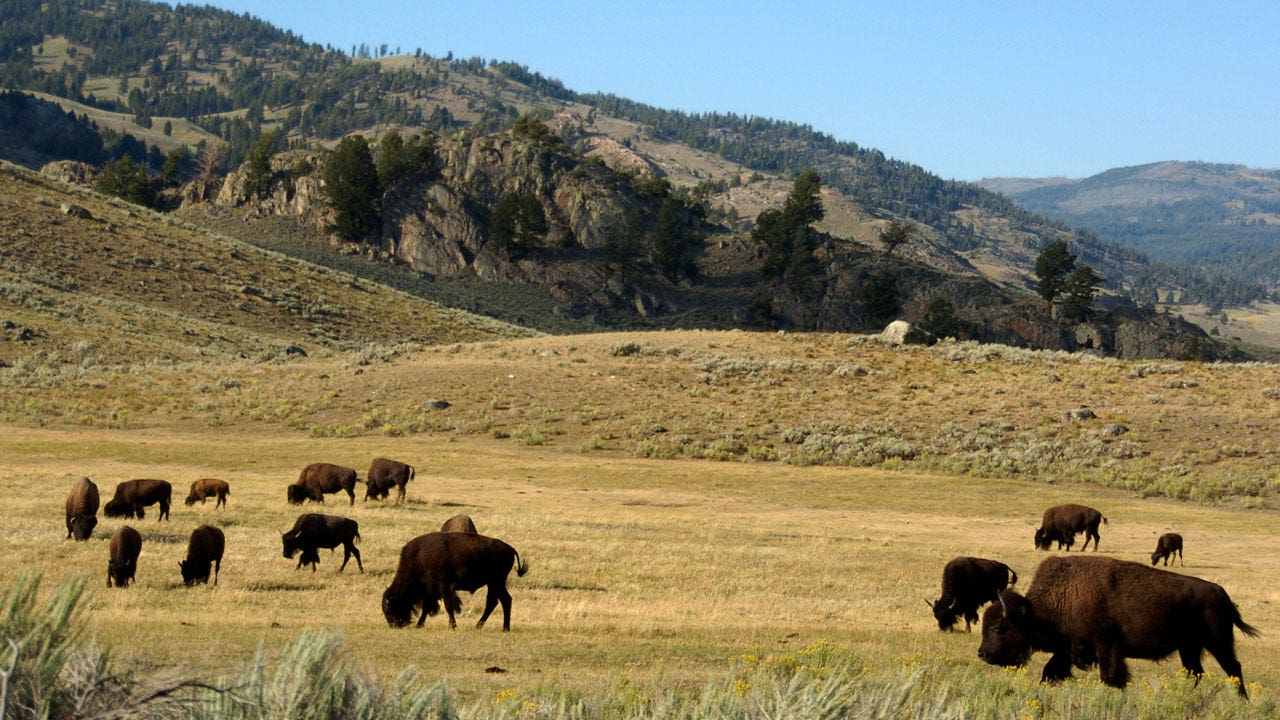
left=440, top=514, right=478, bottom=533
left=107, top=525, right=142, bottom=588
left=978, top=555, right=1259, bottom=697
left=287, top=463, right=359, bottom=506
left=103, top=479, right=172, bottom=521
left=382, top=531, right=528, bottom=631
left=365, top=457, right=415, bottom=504
left=179, top=525, right=225, bottom=586
left=185, top=478, right=230, bottom=508
left=1151, top=533, right=1184, bottom=567
left=65, top=476, right=100, bottom=541
left=929, top=557, right=1018, bottom=632
left=1033, top=503, right=1106, bottom=551
left=281, top=513, right=362, bottom=572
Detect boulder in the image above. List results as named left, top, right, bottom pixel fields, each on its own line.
left=879, top=320, right=935, bottom=346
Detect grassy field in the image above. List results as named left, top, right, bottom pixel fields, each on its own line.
left=4, top=332, right=1280, bottom=716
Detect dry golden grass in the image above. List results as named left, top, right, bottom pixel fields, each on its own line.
left=3, top=330, right=1280, bottom=705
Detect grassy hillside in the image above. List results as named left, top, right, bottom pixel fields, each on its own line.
left=0, top=161, right=533, bottom=368
left=2, top=330, right=1280, bottom=716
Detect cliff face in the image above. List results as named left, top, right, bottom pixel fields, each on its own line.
left=194, top=129, right=1227, bottom=360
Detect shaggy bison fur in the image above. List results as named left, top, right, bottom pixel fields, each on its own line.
left=287, top=463, right=359, bottom=506
left=929, top=557, right=1018, bottom=632
left=103, top=479, right=172, bottom=521
left=282, top=513, right=362, bottom=572
left=107, top=525, right=142, bottom=588
left=1151, top=533, right=1184, bottom=567
left=65, top=476, right=100, bottom=541
left=365, top=457, right=414, bottom=504
left=979, top=555, right=1259, bottom=697
left=382, top=532, right=528, bottom=630
left=1034, top=503, right=1106, bottom=551
left=185, top=478, right=230, bottom=508
left=180, top=525, right=225, bottom=586
left=440, top=514, right=478, bottom=533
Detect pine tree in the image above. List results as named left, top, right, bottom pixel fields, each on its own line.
left=1034, top=239, right=1075, bottom=303
left=322, top=135, right=381, bottom=242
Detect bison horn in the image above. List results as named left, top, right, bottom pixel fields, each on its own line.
left=998, top=590, right=1009, bottom=615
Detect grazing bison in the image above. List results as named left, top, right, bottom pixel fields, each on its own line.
left=179, top=525, right=225, bottom=586
left=929, top=557, right=1018, bottom=632
left=382, top=532, right=528, bottom=631
left=107, top=526, right=142, bottom=588
left=978, top=555, right=1259, bottom=697
left=1151, top=533, right=1184, bottom=567
left=185, top=478, right=230, bottom=508
left=65, top=476, right=100, bottom=541
left=103, top=479, right=172, bottom=521
left=281, top=513, right=362, bottom=572
left=287, top=463, right=359, bottom=506
left=365, top=457, right=415, bottom=504
left=1034, top=503, right=1106, bottom=551
left=440, top=514, right=478, bottom=533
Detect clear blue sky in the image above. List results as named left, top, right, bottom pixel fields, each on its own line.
left=196, top=1, right=1279, bottom=181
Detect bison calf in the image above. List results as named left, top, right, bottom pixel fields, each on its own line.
left=440, top=514, right=478, bottom=533
left=365, top=457, right=414, bottom=504
left=281, top=513, right=362, bottom=572
left=1151, top=533, right=1184, bottom=566
left=65, top=476, right=100, bottom=541
left=382, top=532, right=528, bottom=631
left=1034, top=503, right=1106, bottom=552
left=185, top=478, right=230, bottom=508
left=979, top=555, right=1259, bottom=697
left=108, top=526, right=142, bottom=588
left=180, top=525, right=225, bottom=586
left=287, top=463, right=359, bottom=506
left=103, top=479, right=172, bottom=521
left=929, top=557, right=1017, bottom=632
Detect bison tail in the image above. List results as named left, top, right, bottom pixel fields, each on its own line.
left=514, top=551, right=530, bottom=577
left=1009, top=568, right=1018, bottom=586
left=409, top=465, right=416, bottom=481
left=1101, top=516, right=1109, bottom=525
left=1236, top=613, right=1262, bottom=639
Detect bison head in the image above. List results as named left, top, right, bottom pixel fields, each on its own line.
left=281, top=531, right=300, bottom=559
left=185, top=493, right=200, bottom=506
left=286, top=485, right=309, bottom=505
left=930, top=598, right=960, bottom=631
left=108, top=559, right=134, bottom=588
left=382, top=586, right=413, bottom=627
left=178, top=559, right=206, bottom=586
left=103, top=498, right=130, bottom=518
left=1033, top=527, right=1063, bottom=551
left=69, top=515, right=97, bottom=541
left=977, top=590, right=1035, bottom=667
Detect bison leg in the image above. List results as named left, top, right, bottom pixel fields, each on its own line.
left=159, top=501, right=170, bottom=521
left=444, top=590, right=463, bottom=629
left=1205, top=643, right=1248, bottom=697
left=395, top=483, right=406, bottom=506
left=337, top=542, right=362, bottom=573
left=477, top=588, right=500, bottom=629
left=135, top=505, right=146, bottom=520
left=1178, top=646, right=1205, bottom=683
left=1097, top=646, right=1130, bottom=689
left=1041, top=651, right=1075, bottom=684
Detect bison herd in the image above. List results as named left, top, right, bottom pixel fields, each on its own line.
left=60, top=458, right=529, bottom=632
left=61, top=471, right=1262, bottom=696
left=931, top=502, right=1259, bottom=698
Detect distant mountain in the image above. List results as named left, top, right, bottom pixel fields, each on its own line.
left=979, top=162, right=1280, bottom=296
left=0, top=0, right=1242, bottom=358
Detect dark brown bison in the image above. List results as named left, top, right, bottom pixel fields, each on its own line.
left=179, top=525, right=225, bottom=586
left=287, top=463, right=359, bottom=506
left=103, top=479, right=172, bottom=521
left=281, top=513, right=362, bottom=572
left=978, top=555, right=1259, bottom=697
left=440, top=514, right=478, bottom=533
left=1151, top=533, right=1184, bottom=566
left=185, top=478, right=230, bottom=508
left=929, top=557, right=1017, bottom=632
left=65, top=476, right=100, bottom=541
left=382, top=532, right=528, bottom=630
left=1034, top=503, right=1106, bottom=551
left=107, top=525, right=142, bottom=588
left=365, top=457, right=415, bottom=504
